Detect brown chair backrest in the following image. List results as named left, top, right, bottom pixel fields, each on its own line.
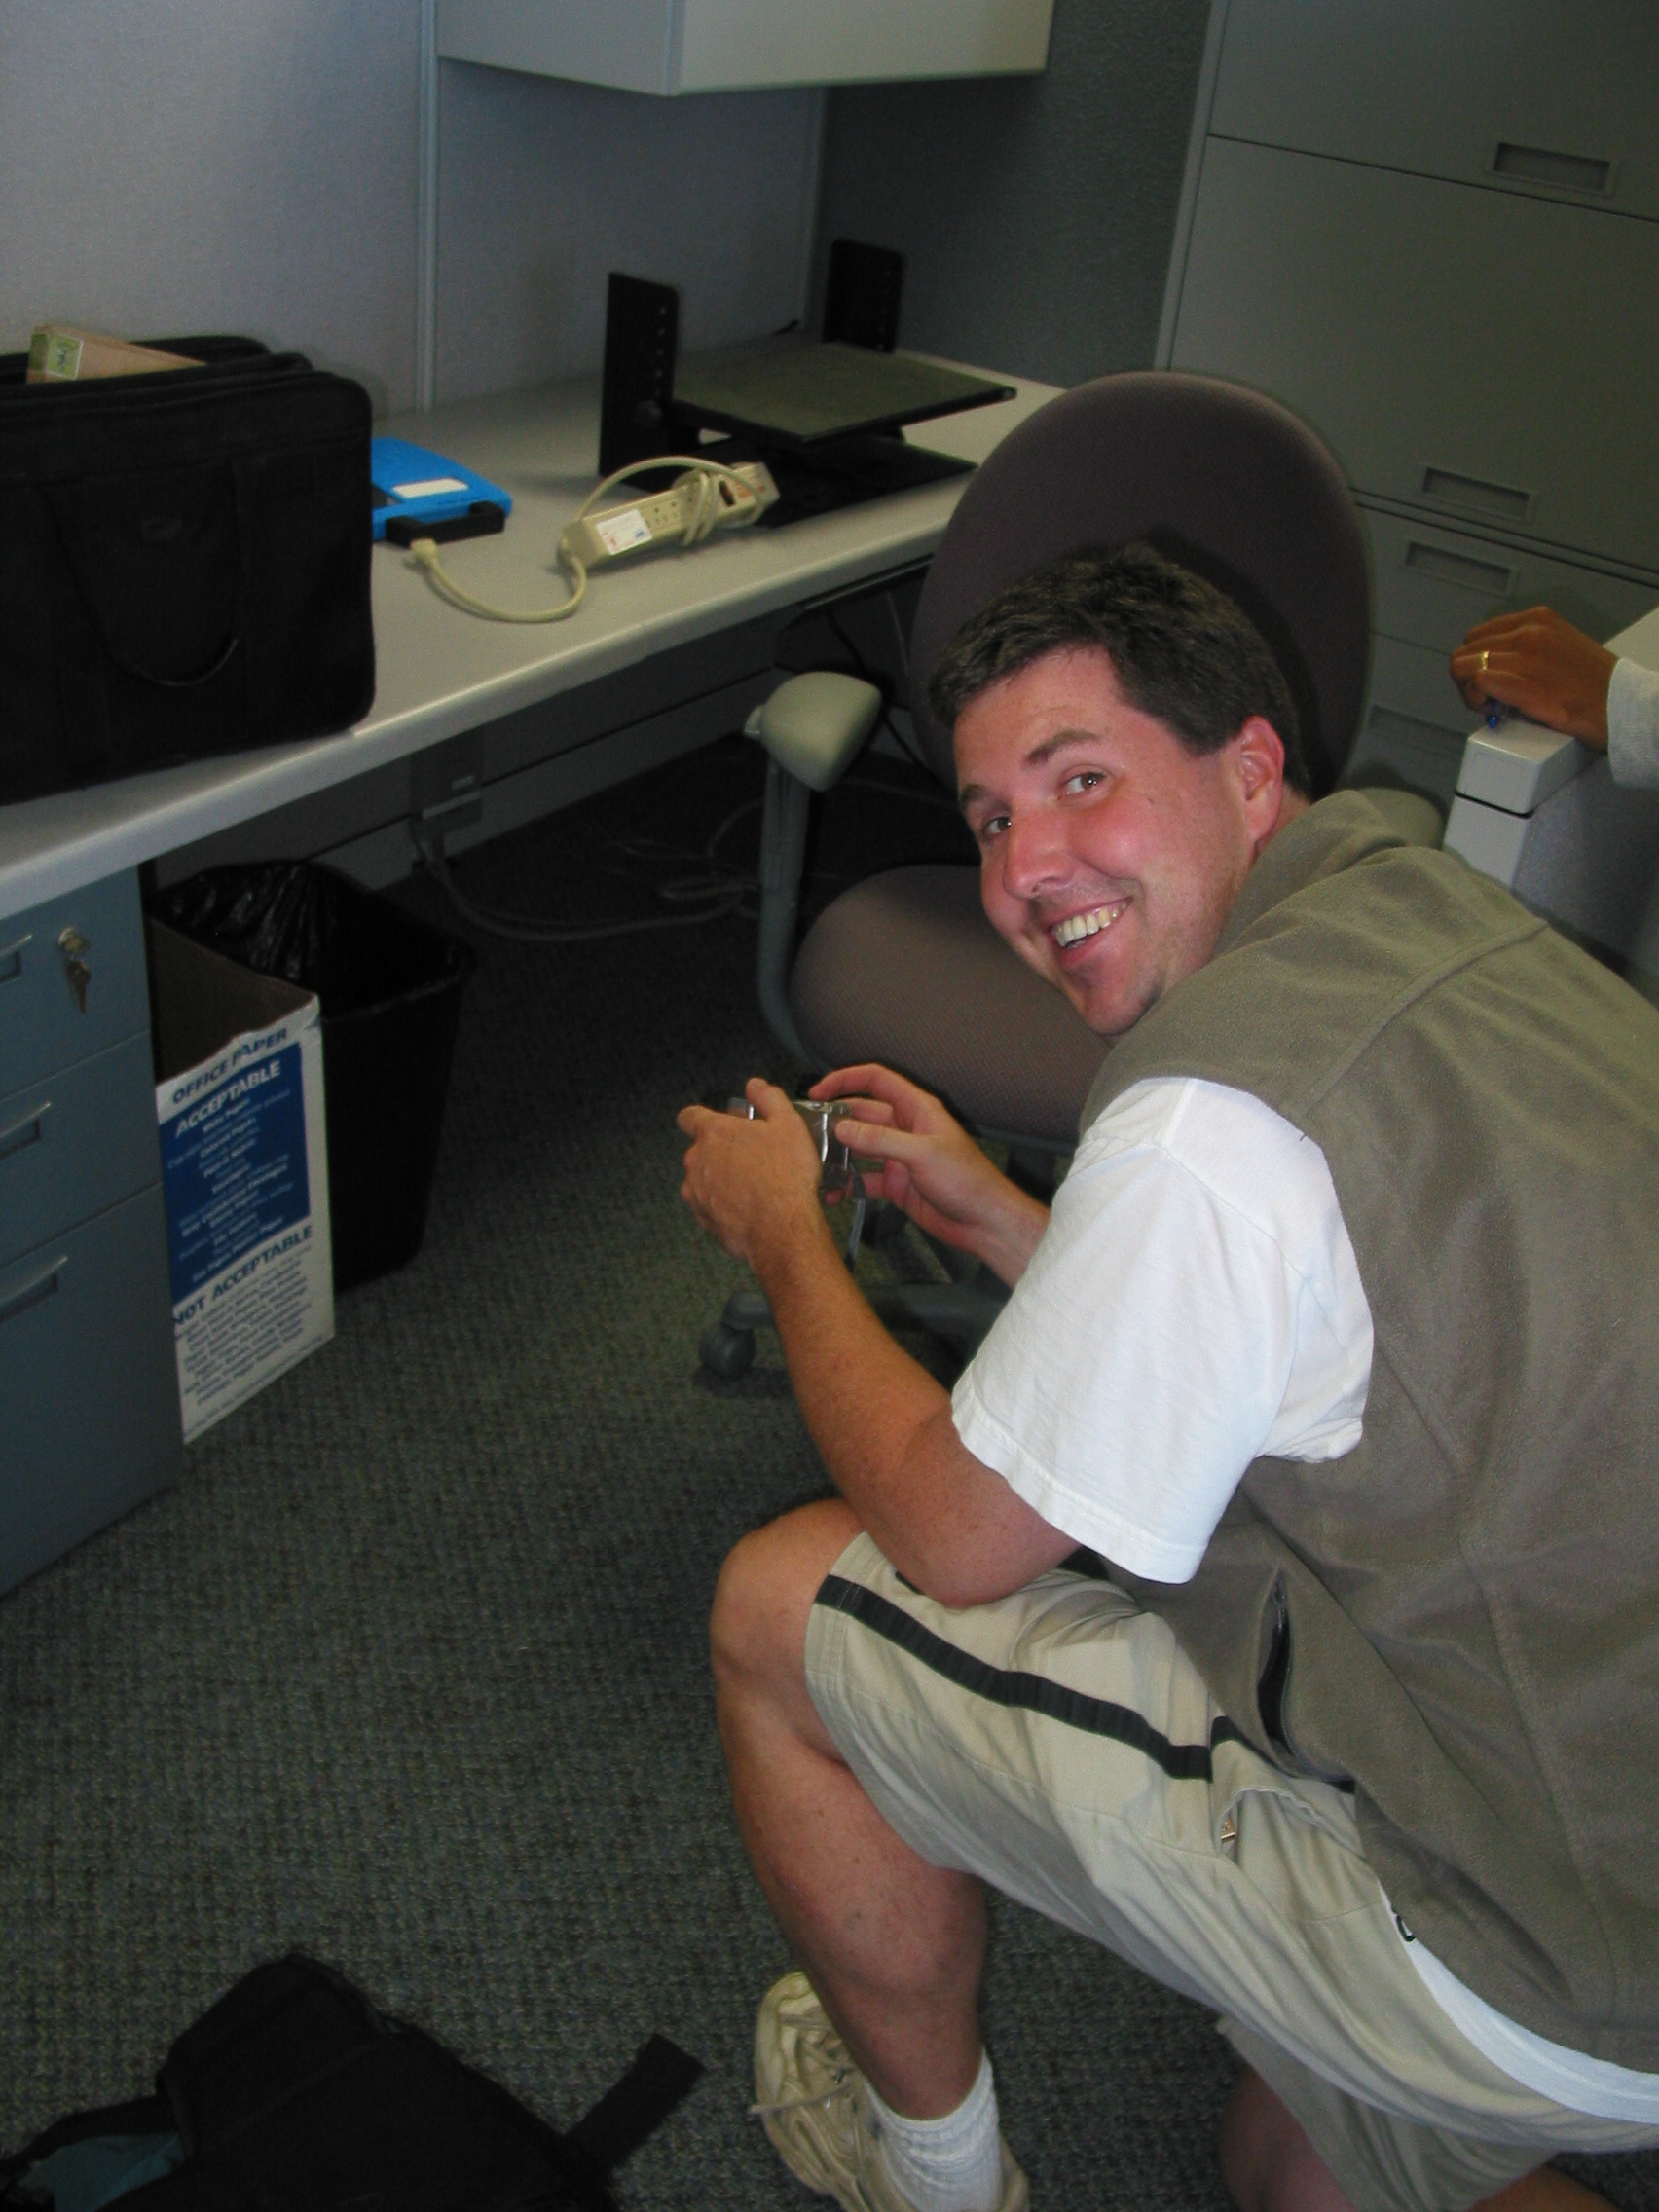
left=909, top=372, right=1372, bottom=797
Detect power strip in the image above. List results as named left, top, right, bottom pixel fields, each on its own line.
left=560, top=460, right=779, bottom=568
left=407, top=453, right=780, bottom=628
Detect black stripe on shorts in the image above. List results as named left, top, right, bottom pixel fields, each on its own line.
left=816, top=1571, right=1246, bottom=1782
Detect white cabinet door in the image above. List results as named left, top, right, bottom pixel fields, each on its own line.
left=1170, top=139, right=1659, bottom=573
left=436, top=0, right=1052, bottom=93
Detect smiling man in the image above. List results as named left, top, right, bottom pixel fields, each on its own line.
left=677, top=546, right=1659, bottom=2212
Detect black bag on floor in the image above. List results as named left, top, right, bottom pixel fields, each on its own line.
left=0, top=336, right=375, bottom=805
left=0, top=1954, right=702, bottom=2212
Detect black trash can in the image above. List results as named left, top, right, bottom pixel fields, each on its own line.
left=151, top=863, right=476, bottom=1292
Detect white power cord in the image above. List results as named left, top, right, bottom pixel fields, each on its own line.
left=410, top=534, right=587, bottom=624
left=409, top=454, right=777, bottom=624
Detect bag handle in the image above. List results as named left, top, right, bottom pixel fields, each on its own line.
left=566, top=2033, right=704, bottom=2173
left=44, top=470, right=246, bottom=691
left=99, top=627, right=241, bottom=691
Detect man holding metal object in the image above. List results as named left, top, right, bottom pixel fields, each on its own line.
left=679, top=546, right=1659, bottom=2212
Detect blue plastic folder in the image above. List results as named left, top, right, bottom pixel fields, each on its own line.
left=369, top=436, right=512, bottom=541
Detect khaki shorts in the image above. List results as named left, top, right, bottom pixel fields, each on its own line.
left=804, top=1536, right=1659, bottom=2212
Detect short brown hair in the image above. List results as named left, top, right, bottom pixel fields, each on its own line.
left=928, top=542, right=1310, bottom=796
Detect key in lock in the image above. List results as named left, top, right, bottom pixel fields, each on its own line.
left=57, top=927, right=91, bottom=1013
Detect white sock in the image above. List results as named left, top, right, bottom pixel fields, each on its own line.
left=865, top=2050, right=1004, bottom=2212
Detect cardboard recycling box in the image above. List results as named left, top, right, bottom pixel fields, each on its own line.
left=149, top=921, right=333, bottom=1443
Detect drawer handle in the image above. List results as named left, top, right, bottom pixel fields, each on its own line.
left=0, top=1100, right=50, bottom=1161
left=1421, top=467, right=1534, bottom=525
left=1492, top=142, right=1613, bottom=197
left=0, top=932, right=32, bottom=985
left=1403, top=541, right=1517, bottom=597
left=0, top=1253, right=68, bottom=1330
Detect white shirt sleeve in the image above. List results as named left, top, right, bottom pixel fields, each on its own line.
left=1607, top=656, right=1659, bottom=788
left=951, top=1077, right=1373, bottom=1584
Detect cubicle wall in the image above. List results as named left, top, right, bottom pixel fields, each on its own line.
left=0, top=0, right=826, bottom=415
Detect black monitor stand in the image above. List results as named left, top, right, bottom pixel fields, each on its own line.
left=743, top=434, right=974, bottom=527
left=597, top=259, right=1002, bottom=527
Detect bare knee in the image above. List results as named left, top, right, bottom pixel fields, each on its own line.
left=710, top=1498, right=861, bottom=1709
left=1218, top=2069, right=1355, bottom=2212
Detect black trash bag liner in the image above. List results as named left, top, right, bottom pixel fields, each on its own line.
left=151, top=863, right=476, bottom=1292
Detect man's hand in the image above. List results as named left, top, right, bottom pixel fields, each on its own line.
left=809, top=1064, right=1051, bottom=1286
left=678, top=1070, right=1072, bottom=1604
left=1450, top=606, right=1615, bottom=749
left=678, top=1078, right=832, bottom=1271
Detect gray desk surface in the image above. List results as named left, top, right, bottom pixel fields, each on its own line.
left=0, top=364, right=1057, bottom=921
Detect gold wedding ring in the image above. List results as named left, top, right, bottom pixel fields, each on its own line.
left=1479, top=649, right=1490, bottom=676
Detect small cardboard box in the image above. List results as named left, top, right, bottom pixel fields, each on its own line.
left=149, top=921, right=333, bottom=1443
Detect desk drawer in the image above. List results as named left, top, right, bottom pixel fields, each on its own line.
left=0, top=868, right=152, bottom=1091
left=0, top=1032, right=162, bottom=1270
left=0, top=1185, right=180, bottom=1595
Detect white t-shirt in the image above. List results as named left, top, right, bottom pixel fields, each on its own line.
left=953, top=1077, right=1371, bottom=1585
left=951, top=1074, right=1659, bottom=2121
left=1608, top=655, right=1659, bottom=787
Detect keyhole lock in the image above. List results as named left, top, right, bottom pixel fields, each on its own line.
left=57, top=926, right=91, bottom=1014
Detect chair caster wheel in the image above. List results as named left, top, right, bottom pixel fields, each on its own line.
left=699, top=1322, right=756, bottom=1379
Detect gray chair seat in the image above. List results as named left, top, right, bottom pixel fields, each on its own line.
left=791, top=866, right=1107, bottom=1146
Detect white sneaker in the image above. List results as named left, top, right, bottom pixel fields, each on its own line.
left=751, top=1972, right=1029, bottom=2212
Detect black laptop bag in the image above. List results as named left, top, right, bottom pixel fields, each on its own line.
left=0, top=1953, right=703, bottom=2211
left=0, top=337, right=375, bottom=805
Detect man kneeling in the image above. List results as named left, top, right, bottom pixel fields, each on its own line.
left=677, top=547, right=1659, bottom=2212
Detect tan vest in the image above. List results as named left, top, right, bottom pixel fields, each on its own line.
left=1083, top=793, right=1659, bottom=2067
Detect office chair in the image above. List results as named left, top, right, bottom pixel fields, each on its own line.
left=700, top=371, right=1440, bottom=1377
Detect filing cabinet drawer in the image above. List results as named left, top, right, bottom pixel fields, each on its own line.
left=0, top=1185, right=180, bottom=1595
left=0, top=1032, right=163, bottom=1270
left=1367, top=633, right=1480, bottom=740
left=1346, top=704, right=1464, bottom=812
left=1171, top=141, right=1659, bottom=572
left=1364, top=509, right=1659, bottom=660
left=1349, top=636, right=1477, bottom=811
left=0, top=868, right=152, bottom=1091
left=1211, top=0, right=1659, bottom=221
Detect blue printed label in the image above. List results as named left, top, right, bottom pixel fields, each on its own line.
left=162, top=1041, right=312, bottom=1304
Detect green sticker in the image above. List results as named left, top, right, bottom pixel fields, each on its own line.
left=38, top=331, right=84, bottom=380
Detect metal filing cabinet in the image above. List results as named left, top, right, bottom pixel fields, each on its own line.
left=0, top=868, right=180, bottom=1594
left=1160, top=0, right=1659, bottom=806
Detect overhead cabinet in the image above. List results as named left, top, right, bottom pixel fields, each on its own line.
left=435, top=0, right=1053, bottom=93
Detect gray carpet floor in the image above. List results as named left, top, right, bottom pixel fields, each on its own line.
left=2, top=742, right=1654, bottom=2211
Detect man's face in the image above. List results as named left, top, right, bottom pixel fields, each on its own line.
left=955, top=646, right=1287, bottom=1038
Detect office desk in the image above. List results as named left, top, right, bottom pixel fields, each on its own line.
left=0, top=367, right=1056, bottom=919
left=0, top=363, right=1056, bottom=1594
